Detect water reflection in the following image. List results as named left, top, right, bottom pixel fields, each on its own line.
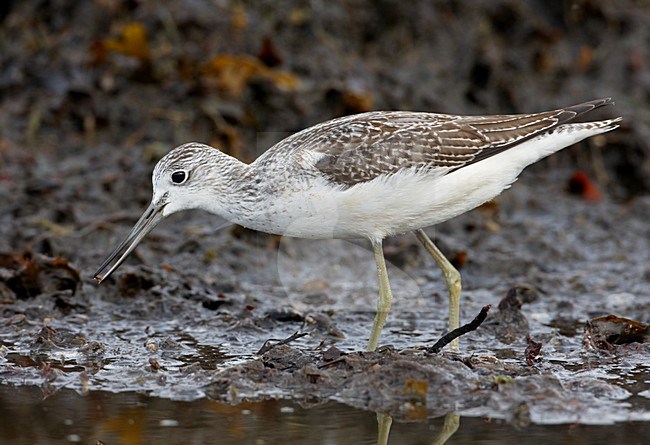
left=431, top=412, right=459, bottom=445
left=376, top=412, right=458, bottom=445
left=0, top=385, right=644, bottom=445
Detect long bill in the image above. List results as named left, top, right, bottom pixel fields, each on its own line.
left=93, top=202, right=167, bottom=284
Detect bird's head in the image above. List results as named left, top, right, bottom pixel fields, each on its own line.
left=93, top=142, right=221, bottom=283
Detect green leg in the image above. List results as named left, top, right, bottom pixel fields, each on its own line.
left=432, top=413, right=460, bottom=445
left=366, top=238, right=393, bottom=352
left=376, top=413, right=393, bottom=445
left=368, top=240, right=394, bottom=443
left=415, top=229, right=461, bottom=352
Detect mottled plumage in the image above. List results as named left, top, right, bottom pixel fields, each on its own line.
left=254, top=98, right=616, bottom=187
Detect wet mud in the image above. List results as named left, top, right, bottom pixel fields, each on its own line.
left=1, top=0, right=649, bottom=441
left=2, top=166, right=649, bottom=427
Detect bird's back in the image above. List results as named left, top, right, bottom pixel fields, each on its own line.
left=245, top=100, right=619, bottom=239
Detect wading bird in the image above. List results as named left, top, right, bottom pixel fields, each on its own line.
left=95, top=98, right=620, bottom=352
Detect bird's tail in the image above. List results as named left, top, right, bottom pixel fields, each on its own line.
left=556, top=116, right=622, bottom=135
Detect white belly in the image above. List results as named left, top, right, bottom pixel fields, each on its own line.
left=235, top=124, right=610, bottom=240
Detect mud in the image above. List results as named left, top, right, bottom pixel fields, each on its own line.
left=1, top=0, right=649, bottom=441
left=2, top=160, right=649, bottom=429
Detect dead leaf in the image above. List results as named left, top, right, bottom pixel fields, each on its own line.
left=258, top=37, right=283, bottom=67
left=341, top=90, right=374, bottom=114
left=231, top=5, right=248, bottom=30
left=584, top=314, right=649, bottom=351
left=403, top=379, right=429, bottom=399
left=525, top=335, right=542, bottom=365
left=567, top=171, right=602, bottom=202
left=577, top=46, right=594, bottom=72
left=104, top=22, right=150, bottom=61
left=203, top=55, right=299, bottom=96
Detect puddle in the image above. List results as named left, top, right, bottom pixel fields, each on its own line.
left=1, top=385, right=649, bottom=445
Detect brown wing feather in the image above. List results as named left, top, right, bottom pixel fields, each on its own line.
left=300, top=98, right=613, bottom=187
left=459, top=97, right=614, bottom=166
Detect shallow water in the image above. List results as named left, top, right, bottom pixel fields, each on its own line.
left=2, top=385, right=649, bottom=445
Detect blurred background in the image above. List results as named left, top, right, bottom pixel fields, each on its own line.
left=1, top=2, right=650, bottom=443
left=1, top=0, right=648, bottom=278
left=1, top=1, right=648, bottom=225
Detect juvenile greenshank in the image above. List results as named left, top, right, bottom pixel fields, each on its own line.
left=94, top=98, right=620, bottom=352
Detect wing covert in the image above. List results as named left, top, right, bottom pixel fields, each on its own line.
left=310, top=110, right=564, bottom=187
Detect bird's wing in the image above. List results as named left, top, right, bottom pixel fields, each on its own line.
left=302, top=110, right=557, bottom=187
left=303, top=99, right=612, bottom=187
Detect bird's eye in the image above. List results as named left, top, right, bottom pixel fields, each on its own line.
left=171, top=170, right=188, bottom=184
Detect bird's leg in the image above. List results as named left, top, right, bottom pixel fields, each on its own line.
left=366, top=238, right=394, bottom=352
left=376, top=413, right=393, bottom=445
left=431, top=413, right=460, bottom=445
left=369, top=241, right=395, bottom=444
left=415, top=229, right=461, bottom=352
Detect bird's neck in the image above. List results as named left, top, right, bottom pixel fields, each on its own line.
left=201, top=152, right=267, bottom=227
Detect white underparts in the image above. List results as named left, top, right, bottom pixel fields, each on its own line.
left=219, top=119, right=620, bottom=239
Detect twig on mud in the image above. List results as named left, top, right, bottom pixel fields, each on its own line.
left=427, top=304, right=492, bottom=353
left=317, top=356, right=347, bottom=369
left=257, top=331, right=308, bottom=355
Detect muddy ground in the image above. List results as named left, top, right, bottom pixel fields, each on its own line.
left=1, top=0, right=649, bottom=440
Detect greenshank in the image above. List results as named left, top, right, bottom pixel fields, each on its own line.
left=94, top=98, right=620, bottom=352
